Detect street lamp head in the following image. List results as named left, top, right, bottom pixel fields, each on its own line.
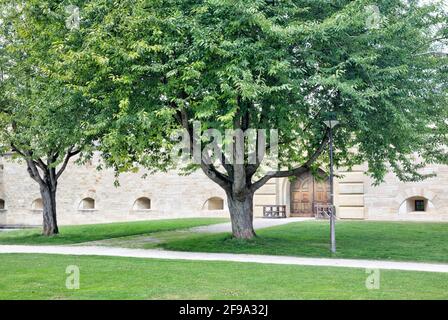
left=323, top=119, right=339, bottom=129
left=323, top=112, right=339, bottom=129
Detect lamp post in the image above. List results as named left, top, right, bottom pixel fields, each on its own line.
left=323, top=118, right=339, bottom=254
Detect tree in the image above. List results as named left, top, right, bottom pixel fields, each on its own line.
left=0, top=1, right=100, bottom=235
left=67, top=0, right=448, bottom=239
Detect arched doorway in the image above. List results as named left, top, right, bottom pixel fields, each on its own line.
left=290, top=170, right=330, bottom=216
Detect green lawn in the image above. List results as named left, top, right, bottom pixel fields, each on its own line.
left=158, top=221, right=448, bottom=263
left=1, top=253, right=447, bottom=300
left=0, top=218, right=226, bottom=245
left=2, top=219, right=448, bottom=264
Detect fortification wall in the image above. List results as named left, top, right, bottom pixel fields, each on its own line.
left=0, top=155, right=229, bottom=226
left=363, top=164, right=448, bottom=221
left=1, top=153, right=447, bottom=227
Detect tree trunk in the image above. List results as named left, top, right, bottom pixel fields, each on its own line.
left=40, top=184, right=59, bottom=236
left=226, top=191, right=256, bottom=239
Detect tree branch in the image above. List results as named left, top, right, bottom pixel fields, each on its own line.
left=25, top=158, right=46, bottom=186
left=171, top=101, right=232, bottom=191
left=200, top=157, right=232, bottom=191
left=56, top=147, right=81, bottom=179
left=251, top=128, right=330, bottom=191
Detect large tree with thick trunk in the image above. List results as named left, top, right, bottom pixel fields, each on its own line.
left=0, top=2, right=99, bottom=236
left=56, top=0, right=448, bottom=239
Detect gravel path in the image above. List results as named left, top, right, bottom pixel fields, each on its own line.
left=1, top=244, right=447, bottom=273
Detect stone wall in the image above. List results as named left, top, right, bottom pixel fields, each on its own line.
left=0, top=158, right=7, bottom=225
left=363, top=164, right=448, bottom=221
left=334, top=164, right=367, bottom=219
left=253, top=164, right=448, bottom=221
left=0, top=155, right=229, bottom=226
left=1, top=153, right=447, bottom=227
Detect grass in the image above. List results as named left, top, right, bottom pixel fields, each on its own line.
left=1, top=219, right=448, bottom=264
left=0, top=218, right=226, bottom=245
left=1, top=253, right=447, bottom=300
left=157, top=221, right=448, bottom=263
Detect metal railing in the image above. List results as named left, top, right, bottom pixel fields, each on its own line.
left=314, top=203, right=334, bottom=220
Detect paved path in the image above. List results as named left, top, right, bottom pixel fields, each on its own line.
left=1, top=245, right=448, bottom=273
left=190, top=217, right=313, bottom=233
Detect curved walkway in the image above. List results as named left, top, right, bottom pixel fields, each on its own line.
left=190, top=217, right=313, bottom=233
left=1, top=245, right=448, bottom=273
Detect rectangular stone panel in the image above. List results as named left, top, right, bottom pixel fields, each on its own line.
left=336, top=172, right=365, bottom=183
left=338, top=194, right=364, bottom=206
left=338, top=183, right=364, bottom=194
left=337, top=164, right=368, bottom=172
left=338, top=206, right=365, bottom=219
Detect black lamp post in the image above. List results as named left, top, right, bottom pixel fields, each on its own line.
left=324, top=117, right=339, bottom=254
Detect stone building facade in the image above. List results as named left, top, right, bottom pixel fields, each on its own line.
left=0, top=154, right=447, bottom=227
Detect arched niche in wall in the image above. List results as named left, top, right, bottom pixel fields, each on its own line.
left=399, top=196, right=433, bottom=214
left=79, top=197, right=95, bottom=210
left=202, top=197, right=224, bottom=210
left=133, top=197, right=151, bottom=210
left=31, top=198, right=43, bottom=211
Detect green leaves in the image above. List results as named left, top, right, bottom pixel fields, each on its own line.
left=0, top=0, right=99, bottom=166
left=1, top=0, right=446, bottom=186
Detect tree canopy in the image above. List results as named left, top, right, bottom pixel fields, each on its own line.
left=67, top=0, right=448, bottom=178
left=0, top=1, right=101, bottom=235
left=65, top=0, right=447, bottom=237
left=1, top=0, right=447, bottom=238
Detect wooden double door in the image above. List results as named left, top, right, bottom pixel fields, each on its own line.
left=290, top=171, right=330, bottom=216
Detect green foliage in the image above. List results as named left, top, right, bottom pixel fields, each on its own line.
left=2, top=0, right=447, bottom=185
left=69, top=0, right=448, bottom=184
left=0, top=1, right=98, bottom=166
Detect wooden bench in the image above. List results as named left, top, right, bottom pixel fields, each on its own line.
left=263, top=205, right=287, bottom=218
